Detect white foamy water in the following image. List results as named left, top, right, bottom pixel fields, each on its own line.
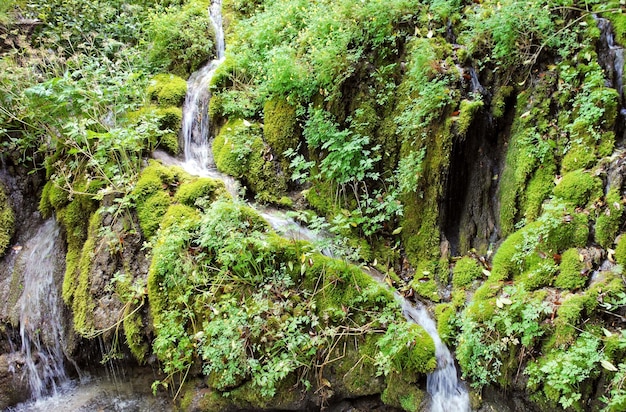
left=402, top=300, right=471, bottom=412
left=11, top=219, right=69, bottom=400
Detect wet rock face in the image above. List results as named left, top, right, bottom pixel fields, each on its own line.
left=0, top=353, right=31, bottom=409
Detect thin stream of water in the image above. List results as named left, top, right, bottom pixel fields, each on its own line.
left=12, top=219, right=68, bottom=400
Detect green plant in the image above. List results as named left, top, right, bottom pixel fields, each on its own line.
left=146, top=0, right=216, bottom=75
left=526, top=332, right=603, bottom=409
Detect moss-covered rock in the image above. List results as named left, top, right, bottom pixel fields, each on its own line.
left=555, top=248, right=586, bottom=290
left=452, top=257, right=483, bottom=289
left=263, top=97, right=300, bottom=173
left=213, top=118, right=287, bottom=202
left=147, top=74, right=188, bottom=107
left=174, top=177, right=226, bottom=208
left=553, top=169, right=603, bottom=208
left=594, top=188, right=624, bottom=248
left=0, top=183, right=15, bottom=255
left=456, top=98, right=484, bottom=136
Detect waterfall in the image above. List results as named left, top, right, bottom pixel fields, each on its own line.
left=12, top=219, right=69, bottom=399
left=401, top=300, right=471, bottom=412
left=180, top=0, right=226, bottom=175
left=174, top=4, right=471, bottom=409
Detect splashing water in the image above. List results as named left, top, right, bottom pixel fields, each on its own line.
left=12, top=219, right=69, bottom=399
left=401, top=300, right=471, bottom=412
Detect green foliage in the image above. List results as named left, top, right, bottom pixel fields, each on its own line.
left=555, top=248, right=586, bottom=290
left=397, top=148, right=426, bottom=194
left=0, top=184, right=15, bottom=255
left=553, top=169, right=603, bottom=208
left=452, top=257, right=483, bottom=288
left=602, top=363, right=626, bottom=412
left=146, top=0, right=215, bottom=76
left=457, top=285, right=551, bottom=388
left=526, top=333, right=603, bottom=410
left=147, top=195, right=434, bottom=401
left=303, top=108, right=380, bottom=188
left=375, top=323, right=436, bottom=376
left=462, top=0, right=572, bottom=69
left=146, top=74, right=188, bottom=107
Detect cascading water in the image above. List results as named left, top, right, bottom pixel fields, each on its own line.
left=401, top=300, right=471, bottom=412
left=595, top=16, right=626, bottom=122
left=179, top=0, right=228, bottom=177
left=11, top=219, right=68, bottom=399
left=175, top=3, right=471, bottom=410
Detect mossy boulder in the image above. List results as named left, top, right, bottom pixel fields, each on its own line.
left=174, top=177, right=226, bottom=208
left=132, top=160, right=191, bottom=239
left=213, top=118, right=287, bottom=202
left=0, top=183, right=15, bottom=254
left=147, top=74, right=188, bottom=107
left=555, top=248, right=586, bottom=290
left=594, top=188, right=624, bottom=248
left=552, top=169, right=603, bottom=208
left=263, top=97, right=300, bottom=173
left=452, top=257, right=483, bottom=289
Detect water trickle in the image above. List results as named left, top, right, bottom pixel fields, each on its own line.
left=180, top=0, right=226, bottom=173
left=401, top=300, right=471, bottom=412
left=174, top=5, right=470, bottom=409
left=12, top=219, right=69, bottom=399
left=595, top=16, right=625, bottom=119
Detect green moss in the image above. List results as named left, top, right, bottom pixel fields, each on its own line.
left=146, top=74, right=188, bottom=107
left=132, top=160, right=179, bottom=199
left=159, top=132, right=179, bottom=154
left=174, top=177, right=225, bottom=207
left=498, top=83, right=556, bottom=236
left=561, top=143, right=596, bottom=173
left=263, top=97, right=300, bottom=172
left=491, top=85, right=514, bottom=118
left=137, top=191, right=171, bottom=239
left=521, top=163, right=556, bottom=222
left=555, top=248, right=586, bottom=290
left=381, top=372, right=426, bottom=412
left=552, top=294, right=586, bottom=349
left=401, top=119, right=455, bottom=265
left=456, top=99, right=483, bottom=136
left=595, top=188, right=624, bottom=248
left=452, top=257, right=483, bottom=288
left=160, top=204, right=201, bottom=232
left=545, top=210, right=589, bottom=252
left=516, top=258, right=558, bottom=290
left=490, top=228, right=527, bottom=281
left=123, top=305, right=148, bottom=363
left=553, top=169, right=603, bottom=208
left=156, top=106, right=183, bottom=130
left=465, top=297, right=497, bottom=322
left=58, top=192, right=98, bottom=305
left=0, top=183, right=15, bottom=255
left=213, top=118, right=287, bottom=202
left=435, top=303, right=456, bottom=344
left=71, top=212, right=100, bottom=335
left=616, top=235, right=626, bottom=266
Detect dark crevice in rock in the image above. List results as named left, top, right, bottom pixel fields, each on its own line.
left=441, top=85, right=515, bottom=256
